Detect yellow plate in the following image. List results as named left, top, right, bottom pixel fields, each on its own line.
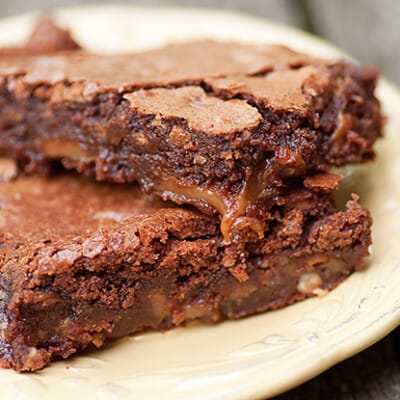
left=0, top=5, right=399, bottom=400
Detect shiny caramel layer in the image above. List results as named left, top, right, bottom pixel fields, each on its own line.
left=42, top=139, right=90, bottom=158
left=158, top=170, right=272, bottom=243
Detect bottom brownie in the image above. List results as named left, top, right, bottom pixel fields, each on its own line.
left=0, top=172, right=371, bottom=372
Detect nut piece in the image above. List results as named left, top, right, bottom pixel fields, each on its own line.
left=297, top=272, right=324, bottom=295
left=193, top=154, right=207, bottom=165
left=0, top=158, right=17, bottom=182
left=169, top=126, right=193, bottom=148
left=42, top=139, right=89, bottom=158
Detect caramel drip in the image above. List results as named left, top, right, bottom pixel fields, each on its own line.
left=42, top=139, right=90, bottom=158
left=158, top=178, right=236, bottom=242
left=157, top=164, right=271, bottom=243
left=331, top=112, right=354, bottom=145
left=157, top=180, right=227, bottom=216
left=224, top=163, right=272, bottom=241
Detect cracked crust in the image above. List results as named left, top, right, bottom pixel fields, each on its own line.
left=0, top=40, right=382, bottom=239
left=0, top=173, right=371, bottom=371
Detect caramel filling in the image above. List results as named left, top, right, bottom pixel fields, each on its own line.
left=158, top=180, right=235, bottom=240
left=157, top=179, right=228, bottom=217
left=330, top=112, right=354, bottom=154
left=158, top=166, right=270, bottom=243
left=42, top=139, right=90, bottom=158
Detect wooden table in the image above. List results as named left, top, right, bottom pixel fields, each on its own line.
left=273, top=328, right=400, bottom=399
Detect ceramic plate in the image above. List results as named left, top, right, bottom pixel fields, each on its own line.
left=0, top=5, right=399, bottom=400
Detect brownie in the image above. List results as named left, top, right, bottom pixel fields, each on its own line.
left=0, top=41, right=382, bottom=239
left=0, top=15, right=80, bottom=57
left=0, top=166, right=371, bottom=372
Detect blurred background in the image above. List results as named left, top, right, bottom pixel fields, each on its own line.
left=0, top=0, right=399, bottom=84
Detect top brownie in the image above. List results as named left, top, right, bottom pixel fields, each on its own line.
left=0, top=41, right=382, bottom=239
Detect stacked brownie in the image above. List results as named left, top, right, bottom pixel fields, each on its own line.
left=0, top=20, right=381, bottom=371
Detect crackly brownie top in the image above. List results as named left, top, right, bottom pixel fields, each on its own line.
left=0, top=40, right=334, bottom=117
left=0, top=166, right=219, bottom=275
left=125, top=86, right=263, bottom=135
left=0, top=41, right=315, bottom=88
left=0, top=41, right=339, bottom=133
left=0, top=40, right=375, bottom=129
left=0, top=171, right=177, bottom=242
